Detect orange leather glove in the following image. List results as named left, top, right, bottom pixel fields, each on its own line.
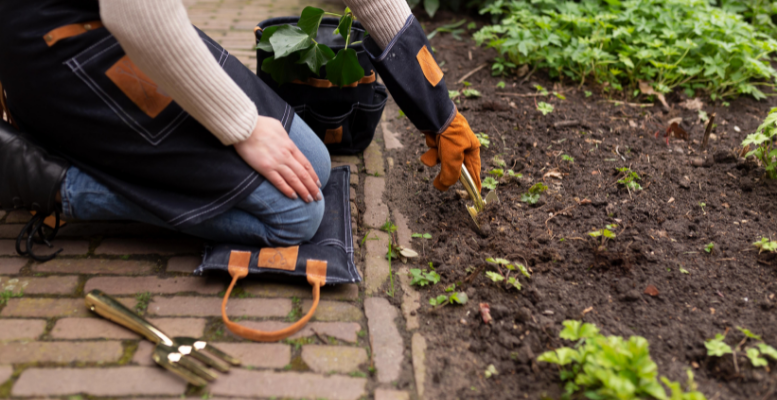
left=419, top=112, right=481, bottom=192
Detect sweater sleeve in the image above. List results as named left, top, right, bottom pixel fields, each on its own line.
left=99, top=0, right=257, bottom=145
left=343, top=0, right=413, bottom=50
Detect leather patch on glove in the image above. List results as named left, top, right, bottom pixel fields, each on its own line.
left=106, top=56, right=173, bottom=118
left=416, top=46, right=444, bottom=87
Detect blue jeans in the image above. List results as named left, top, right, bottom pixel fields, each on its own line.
left=60, top=115, right=331, bottom=247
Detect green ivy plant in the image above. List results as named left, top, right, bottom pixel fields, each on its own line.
left=258, top=7, right=364, bottom=86
left=539, top=320, right=707, bottom=400
left=742, top=107, right=777, bottom=179
left=474, top=0, right=777, bottom=99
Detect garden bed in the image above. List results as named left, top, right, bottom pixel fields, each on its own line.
left=384, top=11, right=777, bottom=400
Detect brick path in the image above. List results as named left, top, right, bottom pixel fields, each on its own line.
left=0, top=1, right=428, bottom=399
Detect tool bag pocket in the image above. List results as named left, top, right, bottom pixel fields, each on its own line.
left=255, top=17, right=386, bottom=155
left=195, top=166, right=360, bottom=342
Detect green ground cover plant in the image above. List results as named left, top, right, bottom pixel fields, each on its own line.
left=742, top=107, right=777, bottom=179
left=705, top=327, right=777, bottom=369
left=474, top=0, right=777, bottom=99
left=539, top=320, right=707, bottom=400
left=718, top=0, right=777, bottom=37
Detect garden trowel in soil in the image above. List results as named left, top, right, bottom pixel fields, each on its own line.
left=459, top=166, right=497, bottom=230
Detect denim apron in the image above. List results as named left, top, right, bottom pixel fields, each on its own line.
left=0, top=1, right=294, bottom=228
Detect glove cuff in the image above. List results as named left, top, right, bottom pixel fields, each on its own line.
left=363, top=15, right=457, bottom=135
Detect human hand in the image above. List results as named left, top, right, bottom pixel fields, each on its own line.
left=234, top=116, right=321, bottom=202
left=420, top=112, right=481, bottom=192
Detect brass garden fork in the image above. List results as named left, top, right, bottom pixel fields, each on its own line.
left=85, top=289, right=240, bottom=386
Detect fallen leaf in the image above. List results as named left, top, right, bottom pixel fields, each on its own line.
left=667, top=117, right=683, bottom=126
left=591, top=170, right=599, bottom=175
left=667, top=197, right=675, bottom=204
left=629, top=120, right=638, bottom=128
left=516, top=64, right=529, bottom=77
left=679, top=98, right=704, bottom=111
left=722, top=203, right=730, bottom=208
left=691, top=361, right=700, bottom=369
left=710, top=307, right=715, bottom=315
left=644, top=285, right=659, bottom=296
left=543, top=170, right=563, bottom=180
left=479, top=303, right=492, bottom=324
left=639, top=81, right=669, bottom=108
left=399, top=247, right=419, bottom=258
left=582, top=306, right=594, bottom=315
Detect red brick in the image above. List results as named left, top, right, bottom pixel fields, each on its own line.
left=1, top=275, right=79, bottom=295
left=241, top=281, right=359, bottom=300
left=365, top=231, right=390, bottom=295
left=301, top=345, right=368, bottom=373
left=34, top=258, right=155, bottom=275
left=1, top=298, right=94, bottom=318
left=0, top=257, right=26, bottom=274
left=365, top=298, right=404, bottom=383
left=166, top=256, right=200, bottom=273
left=5, top=209, right=31, bottom=223
left=0, top=319, right=46, bottom=341
left=0, top=240, right=89, bottom=256
left=147, top=296, right=290, bottom=317
left=51, top=318, right=138, bottom=340
left=0, top=366, right=11, bottom=384
left=0, top=224, right=24, bottom=239
left=210, top=343, right=290, bottom=369
left=363, top=177, right=388, bottom=228
left=12, top=367, right=187, bottom=396
left=0, top=210, right=5, bottom=220
left=131, top=341, right=156, bottom=366
left=95, top=238, right=201, bottom=255
left=226, top=321, right=361, bottom=343
left=210, top=369, right=366, bottom=400
left=0, top=341, right=123, bottom=364
left=301, top=300, right=363, bottom=322
left=375, top=389, right=410, bottom=400
left=84, top=276, right=223, bottom=295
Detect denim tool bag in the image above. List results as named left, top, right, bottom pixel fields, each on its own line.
left=195, top=167, right=360, bottom=342
left=255, top=17, right=387, bottom=155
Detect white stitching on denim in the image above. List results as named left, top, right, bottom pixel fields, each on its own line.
left=168, top=172, right=260, bottom=226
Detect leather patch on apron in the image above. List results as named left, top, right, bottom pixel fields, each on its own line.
left=324, top=126, right=343, bottom=144
left=105, top=56, right=173, bottom=118
left=258, top=246, right=299, bottom=271
left=416, top=45, right=443, bottom=87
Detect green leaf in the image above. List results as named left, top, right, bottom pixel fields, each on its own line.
left=269, top=25, right=312, bottom=58
left=325, top=48, right=365, bottom=87
left=516, top=264, right=531, bottom=279
left=482, top=177, right=498, bottom=190
left=424, top=0, right=440, bottom=18
left=297, top=7, right=325, bottom=38
left=485, top=271, right=504, bottom=282
left=261, top=55, right=311, bottom=86
left=757, top=343, right=777, bottom=360
left=705, top=333, right=733, bottom=357
left=336, top=13, right=353, bottom=42
left=537, top=350, right=560, bottom=364
left=746, top=347, right=768, bottom=367
left=462, top=88, right=482, bottom=98
left=429, top=294, right=448, bottom=306
left=449, top=292, right=469, bottom=304
left=737, top=326, right=762, bottom=340
left=507, top=277, right=522, bottom=290
left=296, top=43, right=336, bottom=74
left=560, top=320, right=583, bottom=341
left=256, top=25, right=279, bottom=52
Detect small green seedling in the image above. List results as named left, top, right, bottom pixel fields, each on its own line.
left=475, top=133, right=490, bottom=148
left=507, top=277, right=522, bottom=290
left=429, top=292, right=468, bottom=307
left=492, top=155, right=507, bottom=167
left=491, top=57, right=516, bottom=76
left=585, top=91, right=593, bottom=98
left=705, top=333, right=733, bottom=357
left=462, top=88, right=481, bottom=98
left=561, top=154, right=574, bottom=163
left=534, top=84, right=549, bottom=96
left=398, top=110, right=406, bottom=118
left=742, top=107, right=777, bottom=179
left=449, top=292, right=468, bottom=304
left=496, top=81, right=506, bottom=89
left=707, top=328, right=777, bottom=369
left=429, top=295, right=448, bottom=306
left=462, top=81, right=471, bottom=87
left=753, top=237, right=777, bottom=254
left=380, top=220, right=397, bottom=233
left=520, top=182, right=548, bottom=205
left=485, top=271, right=504, bottom=282
left=484, top=364, right=498, bottom=378
left=553, top=92, right=566, bottom=100
left=616, top=167, right=643, bottom=191
left=448, top=90, right=460, bottom=99
left=488, top=168, right=504, bottom=178
left=704, top=242, right=714, bottom=254
left=537, top=101, right=554, bottom=115
left=444, top=284, right=456, bottom=292
left=482, top=177, right=498, bottom=190
left=589, top=224, right=617, bottom=250
left=411, top=233, right=432, bottom=240
left=738, top=326, right=762, bottom=340
left=409, top=269, right=440, bottom=287
left=699, top=202, right=706, bottom=215
left=507, top=170, right=523, bottom=180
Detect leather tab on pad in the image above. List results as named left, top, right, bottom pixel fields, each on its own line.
left=324, top=126, right=343, bottom=144
left=228, top=250, right=251, bottom=279
left=306, top=260, right=327, bottom=286
left=258, top=247, right=299, bottom=271
left=416, top=46, right=444, bottom=87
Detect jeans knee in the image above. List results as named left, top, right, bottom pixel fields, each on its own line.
left=266, top=197, right=325, bottom=245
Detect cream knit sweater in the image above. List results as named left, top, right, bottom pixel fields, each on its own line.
left=99, top=0, right=411, bottom=146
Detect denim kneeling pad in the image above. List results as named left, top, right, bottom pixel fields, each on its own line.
left=195, top=167, right=360, bottom=342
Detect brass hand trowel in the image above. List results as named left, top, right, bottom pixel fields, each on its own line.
left=459, top=166, right=497, bottom=230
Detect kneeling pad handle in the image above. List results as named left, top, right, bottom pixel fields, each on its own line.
left=220, top=250, right=327, bottom=342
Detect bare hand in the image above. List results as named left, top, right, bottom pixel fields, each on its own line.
left=235, top=116, right=321, bottom=202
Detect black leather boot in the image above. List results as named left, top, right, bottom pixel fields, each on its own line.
left=0, top=119, right=70, bottom=260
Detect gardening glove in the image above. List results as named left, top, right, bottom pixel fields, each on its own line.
left=420, top=112, right=481, bottom=192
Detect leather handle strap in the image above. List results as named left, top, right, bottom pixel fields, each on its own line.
left=220, top=251, right=328, bottom=342
left=43, top=21, right=103, bottom=47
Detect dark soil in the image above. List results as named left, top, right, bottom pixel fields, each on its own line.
left=384, top=10, right=777, bottom=400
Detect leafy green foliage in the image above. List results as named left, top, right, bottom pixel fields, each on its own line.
left=475, top=133, right=490, bottom=148
left=485, top=271, right=505, bottom=282
left=488, top=168, right=504, bottom=177
left=409, top=268, right=441, bottom=287
left=719, top=0, right=777, bottom=37
left=507, top=169, right=523, bottom=180
left=497, top=81, right=507, bottom=88
left=427, top=19, right=466, bottom=40
left=705, top=334, right=733, bottom=357
left=617, top=167, right=643, bottom=191
left=429, top=294, right=448, bottom=306
left=539, top=320, right=706, bottom=400
left=742, top=107, right=777, bottom=179
left=429, top=292, right=468, bottom=306
left=521, top=182, right=548, bottom=204
left=757, top=343, right=777, bottom=360
left=537, top=102, right=554, bottom=115
left=449, top=291, right=469, bottom=304
left=507, top=276, right=522, bottom=290
left=482, top=177, right=498, bottom=190
left=561, top=154, right=574, bottom=163
left=462, top=88, right=482, bottom=98
left=474, top=0, right=777, bottom=99
left=746, top=347, right=768, bottom=367
left=753, top=237, right=777, bottom=253
left=704, top=242, right=715, bottom=253
left=412, top=232, right=433, bottom=239
left=259, top=7, right=364, bottom=86
left=381, top=220, right=397, bottom=233
left=492, top=57, right=517, bottom=75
